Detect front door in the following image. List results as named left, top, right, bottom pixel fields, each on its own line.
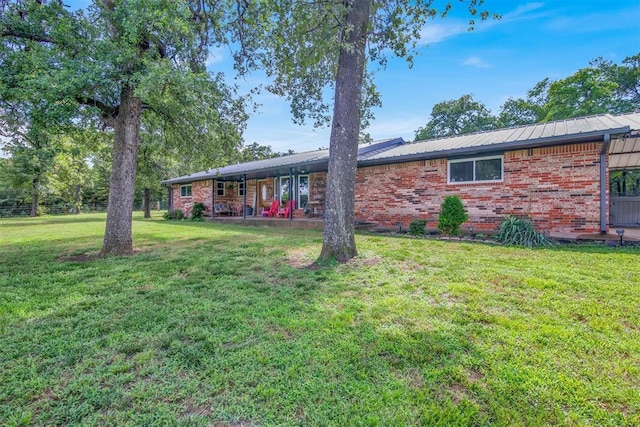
left=257, top=180, right=268, bottom=212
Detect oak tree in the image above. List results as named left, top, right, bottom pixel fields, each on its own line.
left=1, top=0, right=247, bottom=255
left=255, top=0, right=493, bottom=261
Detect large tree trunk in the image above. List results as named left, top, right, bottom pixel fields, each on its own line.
left=320, top=0, right=371, bottom=262
left=143, top=187, right=151, bottom=218
left=30, top=175, right=40, bottom=217
left=74, top=184, right=81, bottom=214
left=101, top=85, right=142, bottom=256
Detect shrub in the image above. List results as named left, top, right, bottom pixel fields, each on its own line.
left=438, top=195, right=468, bottom=235
left=409, top=219, right=427, bottom=236
left=163, top=209, right=184, bottom=220
left=191, top=202, right=206, bottom=221
left=495, top=215, right=553, bottom=248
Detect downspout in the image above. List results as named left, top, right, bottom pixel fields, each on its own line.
left=211, top=179, right=215, bottom=218
left=289, top=168, right=293, bottom=220
left=600, top=133, right=611, bottom=234
left=242, top=174, right=247, bottom=218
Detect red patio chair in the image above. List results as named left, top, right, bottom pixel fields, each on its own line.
left=263, top=200, right=280, bottom=217
left=277, top=199, right=296, bottom=219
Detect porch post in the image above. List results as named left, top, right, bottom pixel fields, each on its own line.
left=242, top=174, right=247, bottom=218
left=289, top=168, right=293, bottom=220
left=600, top=133, right=611, bottom=234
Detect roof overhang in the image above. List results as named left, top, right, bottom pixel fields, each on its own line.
left=609, top=133, right=640, bottom=170
left=359, top=127, right=630, bottom=167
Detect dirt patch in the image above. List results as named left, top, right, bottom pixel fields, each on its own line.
left=285, top=248, right=318, bottom=269
left=449, top=383, right=469, bottom=404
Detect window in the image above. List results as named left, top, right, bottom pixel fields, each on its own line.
left=298, top=175, right=309, bottom=209
left=238, top=181, right=245, bottom=197
left=279, top=177, right=291, bottom=203
left=180, top=184, right=192, bottom=197
left=448, top=156, right=503, bottom=183
left=216, top=181, right=225, bottom=196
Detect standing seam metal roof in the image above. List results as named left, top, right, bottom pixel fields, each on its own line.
left=361, top=113, right=637, bottom=164
left=163, top=113, right=640, bottom=184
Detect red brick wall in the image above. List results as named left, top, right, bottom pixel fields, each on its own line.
left=171, top=180, right=213, bottom=217
left=355, top=142, right=606, bottom=234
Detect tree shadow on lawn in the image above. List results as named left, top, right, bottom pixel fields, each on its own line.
left=0, top=261, right=488, bottom=425
left=0, top=215, right=109, bottom=228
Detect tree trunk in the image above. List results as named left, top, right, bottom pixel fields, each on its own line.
left=143, top=187, right=151, bottom=218
left=320, top=0, right=371, bottom=262
left=74, top=184, right=81, bottom=214
left=30, top=193, right=39, bottom=217
left=30, top=175, right=40, bottom=217
left=101, top=85, right=142, bottom=256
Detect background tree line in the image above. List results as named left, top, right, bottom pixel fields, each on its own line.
left=414, top=53, right=639, bottom=140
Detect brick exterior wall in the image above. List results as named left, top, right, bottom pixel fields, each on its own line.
left=169, top=141, right=606, bottom=234
left=354, top=142, right=606, bottom=233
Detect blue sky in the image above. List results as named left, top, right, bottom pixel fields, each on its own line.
left=67, top=1, right=640, bottom=153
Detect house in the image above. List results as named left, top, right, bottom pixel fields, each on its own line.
left=162, top=112, right=640, bottom=235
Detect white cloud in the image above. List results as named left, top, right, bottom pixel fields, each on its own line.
left=501, top=2, right=546, bottom=22
left=462, top=56, right=491, bottom=68
left=419, top=21, right=467, bottom=45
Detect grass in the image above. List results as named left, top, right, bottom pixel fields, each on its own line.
left=0, top=213, right=638, bottom=426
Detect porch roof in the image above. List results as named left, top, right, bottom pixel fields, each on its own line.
left=609, top=112, right=640, bottom=170
left=162, top=137, right=404, bottom=185
left=359, top=113, right=639, bottom=166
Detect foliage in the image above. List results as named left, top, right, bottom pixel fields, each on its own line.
left=239, top=142, right=295, bottom=162
left=438, top=195, right=468, bottom=235
left=415, top=94, right=497, bottom=140
left=420, top=53, right=640, bottom=135
left=409, top=219, right=427, bottom=236
left=0, top=0, right=248, bottom=254
left=610, top=170, right=640, bottom=196
left=495, top=215, right=553, bottom=248
left=162, top=209, right=184, bottom=221
left=190, top=202, right=206, bottom=221
left=0, top=214, right=638, bottom=425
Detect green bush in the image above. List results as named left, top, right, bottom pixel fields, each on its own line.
left=409, top=219, right=427, bottom=236
left=495, top=215, right=553, bottom=248
left=438, top=195, right=468, bottom=235
left=191, top=202, right=206, bottom=221
left=163, top=209, right=184, bottom=220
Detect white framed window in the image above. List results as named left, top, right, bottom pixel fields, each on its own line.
left=238, top=181, right=245, bottom=197
left=298, top=175, right=309, bottom=209
left=216, top=181, right=225, bottom=196
left=180, top=184, right=192, bottom=198
left=448, top=155, right=503, bottom=184
left=279, top=176, right=291, bottom=203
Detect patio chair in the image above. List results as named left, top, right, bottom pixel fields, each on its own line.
left=262, top=200, right=279, bottom=217
left=277, top=199, right=296, bottom=219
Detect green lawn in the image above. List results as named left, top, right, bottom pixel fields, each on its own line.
left=1, top=213, right=638, bottom=426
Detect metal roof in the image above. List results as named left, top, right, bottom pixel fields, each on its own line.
left=360, top=113, right=637, bottom=165
left=163, top=137, right=404, bottom=184
left=163, top=112, right=640, bottom=185
left=609, top=112, right=640, bottom=170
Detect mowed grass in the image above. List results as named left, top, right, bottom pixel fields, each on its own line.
left=0, top=213, right=638, bottom=426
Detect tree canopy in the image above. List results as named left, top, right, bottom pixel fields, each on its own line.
left=1, top=0, right=248, bottom=254
left=415, top=94, right=497, bottom=140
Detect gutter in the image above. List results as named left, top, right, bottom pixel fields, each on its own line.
left=600, top=133, right=611, bottom=234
